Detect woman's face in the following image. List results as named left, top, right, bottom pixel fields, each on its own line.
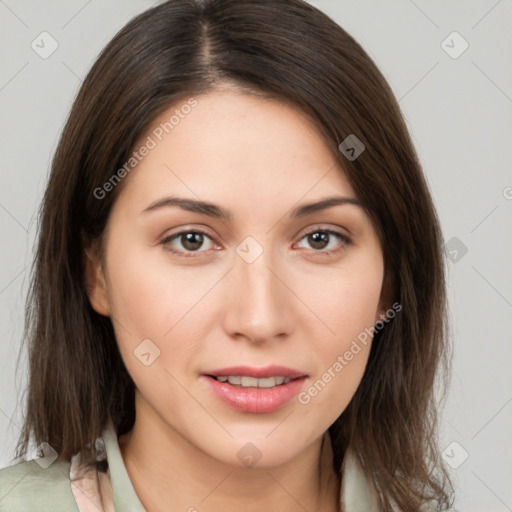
left=86, top=89, right=387, bottom=467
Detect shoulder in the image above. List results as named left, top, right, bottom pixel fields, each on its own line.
left=0, top=459, right=79, bottom=511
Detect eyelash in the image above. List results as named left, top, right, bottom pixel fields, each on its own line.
left=160, top=227, right=352, bottom=258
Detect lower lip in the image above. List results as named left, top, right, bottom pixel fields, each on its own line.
left=202, top=376, right=307, bottom=413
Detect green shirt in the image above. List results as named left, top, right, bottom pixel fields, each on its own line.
left=0, top=421, right=382, bottom=511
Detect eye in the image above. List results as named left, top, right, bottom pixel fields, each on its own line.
left=161, top=226, right=352, bottom=258
left=161, top=229, right=218, bottom=257
left=295, top=228, right=352, bottom=254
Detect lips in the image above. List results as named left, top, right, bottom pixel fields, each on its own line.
left=203, top=365, right=307, bottom=380
left=201, top=365, right=308, bottom=414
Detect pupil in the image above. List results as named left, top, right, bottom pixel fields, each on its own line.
left=182, top=232, right=203, bottom=250
left=309, top=232, right=328, bottom=250
left=179, top=232, right=330, bottom=252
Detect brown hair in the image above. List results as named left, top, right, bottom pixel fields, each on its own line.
left=14, top=0, right=453, bottom=509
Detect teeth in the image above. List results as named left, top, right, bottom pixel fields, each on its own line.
left=241, top=376, right=258, bottom=387
left=213, top=376, right=291, bottom=388
left=258, top=377, right=278, bottom=388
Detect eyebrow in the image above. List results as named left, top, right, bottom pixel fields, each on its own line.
left=140, top=195, right=361, bottom=219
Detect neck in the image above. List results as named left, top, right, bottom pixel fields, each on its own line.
left=118, top=393, right=340, bottom=512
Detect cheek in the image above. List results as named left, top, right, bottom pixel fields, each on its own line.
left=296, top=251, right=384, bottom=345
left=103, top=239, right=214, bottom=381
left=294, top=254, right=382, bottom=417
left=105, top=237, right=209, bottom=336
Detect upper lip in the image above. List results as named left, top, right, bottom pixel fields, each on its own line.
left=204, top=365, right=307, bottom=379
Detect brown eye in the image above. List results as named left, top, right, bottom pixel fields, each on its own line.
left=306, top=231, right=330, bottom=250
left=296, top=229, right=351, bottom=254
left=180, top=232, right=205, bottom=251
left=161, top=230, right=216, bottom=256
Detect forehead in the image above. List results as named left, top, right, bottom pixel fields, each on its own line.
left=116, top=90, right=356, bottom=212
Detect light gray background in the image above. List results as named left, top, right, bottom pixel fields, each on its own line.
left=1, top=1, right=511, bottom=510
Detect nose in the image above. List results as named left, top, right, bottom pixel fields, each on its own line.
left=221, top=244, right=295, bottom=345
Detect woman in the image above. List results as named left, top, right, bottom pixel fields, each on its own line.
left=0, top=0, right=454, bottom=510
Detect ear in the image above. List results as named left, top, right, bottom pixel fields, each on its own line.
left=83, top=242, right=111, bottom=317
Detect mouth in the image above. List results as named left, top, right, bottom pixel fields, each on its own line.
left=201, top=365, right=308, bottom=413
left=208, top=375, right=294, bottom=388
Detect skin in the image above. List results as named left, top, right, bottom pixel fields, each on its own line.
left=85, top=87, right=388, bottom=512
